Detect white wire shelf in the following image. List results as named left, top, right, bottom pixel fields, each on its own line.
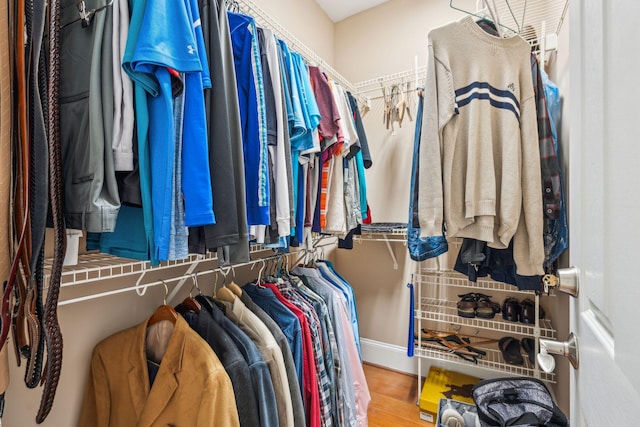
left=44, top=244, right=271, bottom=289
left=417, top=270, right=538, bottom=295
left=416, top=297, right=556, bottom=339
left=414, top=344, right=555, bottom=383
left=350, top=226, right=408, bottom=269
left=353, top=226, right=407, bottom=241
left=355, top=67, right=428, bottom=95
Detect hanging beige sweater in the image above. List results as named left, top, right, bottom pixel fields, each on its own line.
left=419, top=16, right=544, bottom=276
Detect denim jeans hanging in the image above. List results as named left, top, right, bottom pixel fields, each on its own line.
left=407, top=92, right=448, bottom=261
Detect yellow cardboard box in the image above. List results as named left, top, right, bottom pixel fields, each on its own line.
left=418, top=367, right=481, bottom=423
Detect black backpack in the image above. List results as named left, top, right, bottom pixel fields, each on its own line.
left=472, top=377, right=569, bottom=426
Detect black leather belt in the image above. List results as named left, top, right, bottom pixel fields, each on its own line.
left=1, top=0, right=65, bottom=422
left=36, top=0, right=67, bottom=423
left=36, top=0, right=65, bottom=421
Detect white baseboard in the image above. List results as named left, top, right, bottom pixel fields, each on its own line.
left=361, top=338, right=514, bottom=381
left=360, top=338, right=419, bottom=375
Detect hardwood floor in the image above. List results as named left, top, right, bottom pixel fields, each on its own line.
left=364, top=363, right=434, bottom=427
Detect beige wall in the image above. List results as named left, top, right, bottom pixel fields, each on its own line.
left=334, top=0, right=475, bottom=82
left=251, top=0, right=335, bottom=64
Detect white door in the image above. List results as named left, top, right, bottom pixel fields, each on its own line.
left=569, top=0, right=640, bottom=425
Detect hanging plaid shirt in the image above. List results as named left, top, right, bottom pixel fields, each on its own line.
left=275, top=278, right=334, bottom=427
left=292, top=276, right=343, bottom=426
left=475, top=20, right=561, bottom=220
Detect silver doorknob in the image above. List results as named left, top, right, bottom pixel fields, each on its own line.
left=542, top=266, right=579, bottom=297
left=537, top=333, right=579, bottom=373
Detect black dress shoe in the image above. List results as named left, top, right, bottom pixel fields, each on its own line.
left=520, top=298, right=545, bottom=324
left=501, top=297, right=521, bottom=322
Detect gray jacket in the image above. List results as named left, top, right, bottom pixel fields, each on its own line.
left=60, top=0, right=120, bottom=232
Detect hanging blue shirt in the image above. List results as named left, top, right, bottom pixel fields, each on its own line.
left=182, top=0, right=216, bottom=227
left=317, top=260, right=362, bottom=359
left=248, top=20, right=270, bottom=214
left=128, top=0, right=215, bottom=261
left=229, top=12, right=270, bottom=226
left=120, top=0, right=156, bottom=264
left=291, top=52, right=321, bottom=153
left=278, top=40, right=306, bottom=144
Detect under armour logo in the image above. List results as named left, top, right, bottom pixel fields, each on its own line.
left=187, top=45, right=196, bottom=55
left=507, top=83, right=516, bottom=92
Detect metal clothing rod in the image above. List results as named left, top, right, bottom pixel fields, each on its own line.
left=165, top=260, right=204, bottom=306
left=291, top=235, right=339, bottom=268
left=236, top=0, right=357, bottom=94
left=57, top=250, right=300, bottom=307
left=58, top=279, right=180, bottom=307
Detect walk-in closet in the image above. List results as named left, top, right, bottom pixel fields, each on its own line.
left=1, top=0, right=639, bottom=426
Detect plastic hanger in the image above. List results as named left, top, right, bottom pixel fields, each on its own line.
left=225, top=265, right=244, bottom=297
left=251, top=259, right=267, bottom=285
left=395, top=79, right=407, bottom=127
left=214, top=266, right=236, bottom=303
left=227, top=282, right=243, bottom=297
left=404, top=82, right=413, bottom=122
left=216, top=287, right=236, bottom=303
left=148, top=280, right=178, bottom=326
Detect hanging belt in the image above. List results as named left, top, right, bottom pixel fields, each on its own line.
left=23, top=0, right=49, bottom=390
left=1, top=0, right=32, bottom=354
left=35, top=0, right=65, bottom=421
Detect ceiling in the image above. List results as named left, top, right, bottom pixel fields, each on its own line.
left=315, top=0, right=390, bottom=22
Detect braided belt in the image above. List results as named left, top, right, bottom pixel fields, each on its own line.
left=24, top=0, right=49, bottom=390
left=35, top=0, right=65, bottom=421
left=2, top=0, right=63, bottom=421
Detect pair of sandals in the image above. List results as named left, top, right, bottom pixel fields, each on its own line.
left=499, top=336, right=536, bottom=366
left=457, top=293, right=501, bottom=319
left=502, top=297, right=546, bottom=324
left=417, top=328, right=497, bottom=364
